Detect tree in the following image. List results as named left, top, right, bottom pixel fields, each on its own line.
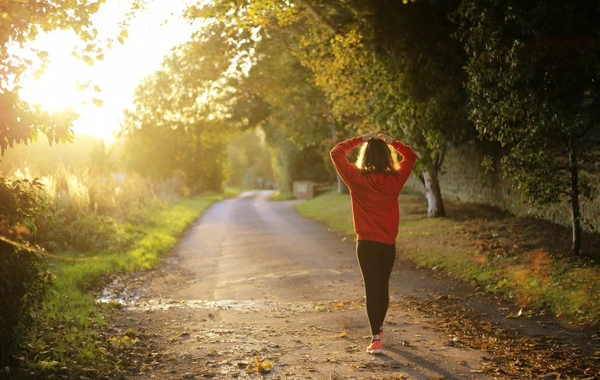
left=334, top=0, right=471, bottom=217
left=233, top=28, right=337, bottom=194
left=120, top=22, right=242, bottom=193
left=120, top=74, right=230, bottom=193
left=0, top=0, right=141, bottom=367
left=184, top=7, right=340, bottom=194
left=190, top=0, right=474, bottom=216
left=456, top=0, right=600, bottom=254
left=305, top=0, right=472, bottom=217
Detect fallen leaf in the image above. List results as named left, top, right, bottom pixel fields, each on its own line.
left=246, top=357, right=274, bottom=373
left=506, top=309, right=522, bottom=319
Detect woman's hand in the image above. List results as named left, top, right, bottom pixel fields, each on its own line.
left=362, top=132, right=377, bottom=142
left=377, top=133, right=393, bottom=144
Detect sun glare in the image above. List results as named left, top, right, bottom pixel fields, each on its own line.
left=20, top=43, right=92, bottom=113
left=18, top=0, right=196, bottom=143
left=20, top=32, right=89, bottom=112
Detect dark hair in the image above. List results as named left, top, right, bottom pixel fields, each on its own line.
left=356, top=138, right=398, bottom=174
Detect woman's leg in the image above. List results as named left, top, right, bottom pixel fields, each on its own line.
left=356, top=240, right=396, bottom=336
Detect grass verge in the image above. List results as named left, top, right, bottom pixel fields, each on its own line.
left=13, top=189, right=241, bottom=379
left=270, top=191, right=296, bottom=201
left=295, top=190, right=600, bottom=328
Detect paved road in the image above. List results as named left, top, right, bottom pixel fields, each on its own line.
left=173, top=190, right=365, bottom=303
left=120, top=190, right=502, bottom=379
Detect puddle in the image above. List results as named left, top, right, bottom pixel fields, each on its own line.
left=100, top=297, right=315, bottom=312
left=98, top=285, right=315, bottom=312
left=97, top=277, right=143, bottom=304
left=98, top=274, right=315, bottom=312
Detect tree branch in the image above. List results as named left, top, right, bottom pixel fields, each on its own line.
left=295, top=0, right=338, bottom=34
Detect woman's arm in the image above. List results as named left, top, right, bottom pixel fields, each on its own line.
left=330, top=134, right=373, bottom=187
left=377, top=133, right=417, bottom=187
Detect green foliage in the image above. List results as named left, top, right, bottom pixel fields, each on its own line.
left=247, top=31, right=333, bottom=148
left=267, top=136, right=299, bottom=195
left=226, top=128, right=274, bottom=188
left=0, top=158, right=197, bottom=372
left=220, top=20, right=336, bottom=192
left=0, top=176, right=50, bottom=232
left=120, top=9, right=337, bottom=194
left=291, top=146, right=333, bottom=184
left=0, top=242, right=52, bottom=368
left=457, top=0, right=600, bottom=203
left=190, top=0, right=473, bottom=215
left=3, top=160, right=185, bottom=256
left=119, top=25, right=238, bottom=193
left=285, top=0, right=472, bottom=175
left=456, top=0, right=600, bottom=252
left=0, top=176, right=52, bottom=367
left=48, top=171, right=130, bottom=247
left=0, top=0, right=142, bottom=362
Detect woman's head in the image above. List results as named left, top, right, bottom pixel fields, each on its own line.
left=356, top=137, right=398, bottom=174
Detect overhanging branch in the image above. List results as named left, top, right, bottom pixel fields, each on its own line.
left=295, top=0, right=338, bottom=34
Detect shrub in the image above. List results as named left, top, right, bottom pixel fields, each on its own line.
left=24, top=166, right=172, bottom=253
left=0, top=177, right=52, bottom=367
left=0, top=242, right=52, bottom=367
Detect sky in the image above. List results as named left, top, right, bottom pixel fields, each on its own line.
left=19, top=0, right=196, bottom=144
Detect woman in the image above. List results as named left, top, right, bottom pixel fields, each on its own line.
left=330, top=132, right=417, bottom=354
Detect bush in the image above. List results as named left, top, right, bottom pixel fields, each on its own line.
left=0, top=242, right=52, bottom=367
left=22, top=166, right=172, bottom=253
left=0, top=177, right=52, bottom=368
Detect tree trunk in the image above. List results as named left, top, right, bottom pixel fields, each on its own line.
left=568, top=136, right=582, bottom=255
left=336, top=174, right=349, bottom=194
left=422, top=171, right=446, bottom=217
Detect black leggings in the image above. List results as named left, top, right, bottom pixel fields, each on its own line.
left=356, top=240, right=396, bottom=335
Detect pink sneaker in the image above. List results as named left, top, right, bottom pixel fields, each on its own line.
left=366, top=339, right=383, bottom=354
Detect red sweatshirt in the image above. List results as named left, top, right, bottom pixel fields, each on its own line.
left=330, top=136, right=417, bottom=245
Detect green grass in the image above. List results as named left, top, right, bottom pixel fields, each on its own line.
left=21, top=189, right=242, bottom=378
left=270, top=191, right=296, bottom=201
left=294, top=191, right=355, bottom=236
left=295, top=190, right=600, bottom=328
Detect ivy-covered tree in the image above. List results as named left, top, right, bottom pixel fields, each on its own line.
left=456, top=0, right=600, bottom=254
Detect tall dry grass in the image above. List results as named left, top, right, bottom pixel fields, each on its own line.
left=9, top=164, right=186, bottom=253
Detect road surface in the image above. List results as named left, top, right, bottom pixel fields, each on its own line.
left=109, top=190, right=582, bottom=379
